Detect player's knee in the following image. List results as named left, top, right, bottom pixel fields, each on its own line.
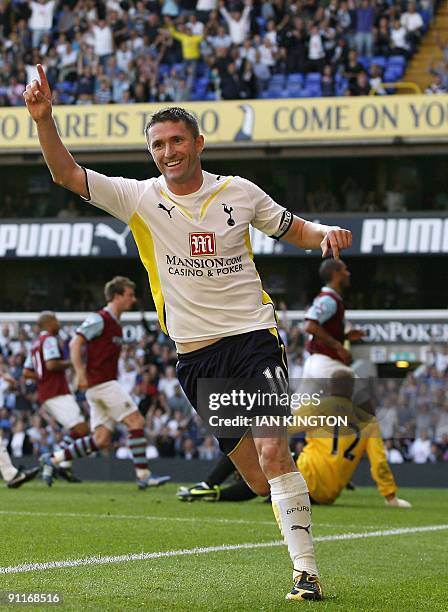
left=258, top=441, right=284, bottom=470
left=259, top=440, right=294, bottom=478
left=124, top=410, right=144, bottom=430
left=72, top=422, right=88, bottom=437
left=94, top=428, right=111, bottom=449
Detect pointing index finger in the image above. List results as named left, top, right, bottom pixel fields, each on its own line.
left=36, top=63, right=50, bottom=93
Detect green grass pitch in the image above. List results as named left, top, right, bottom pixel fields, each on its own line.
left=0, top=481, right=447, bottom=611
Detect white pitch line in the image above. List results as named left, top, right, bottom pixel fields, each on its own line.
left=0, top=510, right=379, bottom=531
left=1, top=524, right=447, bottom=575
left=0, top=510, right=377, bottom=530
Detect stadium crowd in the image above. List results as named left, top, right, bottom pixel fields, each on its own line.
left=0, top=0, right=436, bottom=106
left=1, top=316, right=447, bottom=465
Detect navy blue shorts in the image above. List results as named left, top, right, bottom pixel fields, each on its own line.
left=176, top=329, right=288, bottom=455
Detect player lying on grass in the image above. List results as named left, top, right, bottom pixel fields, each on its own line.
left=24, top=64, right=354, bottom=602
left=39, top=278, right=170, bottom=490
left=23, top=311, right=88, bottom=484
left=178, top=370, right=411, bottom=508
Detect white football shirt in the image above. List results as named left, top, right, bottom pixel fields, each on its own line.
left=84, top=169, right=293, bottom=342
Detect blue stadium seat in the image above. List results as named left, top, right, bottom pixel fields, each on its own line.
left=270, top=74, right=286, bottom=87
left=173, top=62, right=185, bottom=75
left=387, top=56, right=406, bottom=68
left=306, top=72, right=322, bottom=85
left=158, top=64, right=170, bottom=79
left=205, top=92, right=216, bottom=101
left=287, top=73, right=304, bottom=87
left=335, top=75, right=348, bottom=96
left=358, top=56, right=371, bottom=70
left=256, top=16, right=267, bottom=33
left=383, top=70, right=400, bottom=83
left=419, top=9, right=431, bottom=32
left=195, top=77, right=209, bottom=91
left=299, top=87, right=312, bottom=98
left=308, top=85, right=322, bottom=97
left=286, top=84, right=302, bottom=98
left=370, top=56, right=387, bottom=69
left=267, top=85, right=285, bottom=98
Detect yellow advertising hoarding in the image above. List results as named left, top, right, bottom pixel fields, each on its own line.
left=1, top=95, right=448, bottom=151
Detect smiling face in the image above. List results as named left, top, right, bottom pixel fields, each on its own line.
left=147, top=120, right=205, bottom=195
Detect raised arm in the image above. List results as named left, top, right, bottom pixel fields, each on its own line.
left=23, top=64, right=88, bottom=198
left=282, top=216, right=352, bottom=259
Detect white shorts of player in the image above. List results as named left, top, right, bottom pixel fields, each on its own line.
left=42, top=394, right=84, bottom=430
left=302, top=353, right=370, bottom=406
left=86, top=380, right=138, bottom=431
left=302, top=353, right=353, bottom=379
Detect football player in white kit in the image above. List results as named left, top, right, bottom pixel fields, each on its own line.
left=24, top=66, right=354, bottom=602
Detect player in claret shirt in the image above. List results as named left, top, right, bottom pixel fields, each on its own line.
left=23, top=311, right=88, bottom=484
left=40, top=277, right=170, bottom=489
left=24, top=65, right=354, bottom=602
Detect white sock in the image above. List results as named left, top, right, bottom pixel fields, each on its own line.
left=269, top=471, right=319, bottom=579
left=0, top=445, right=18, bottom=482
left=136, top=468, right=150, bottom=480
left=53, top=450, right=65, bottom=465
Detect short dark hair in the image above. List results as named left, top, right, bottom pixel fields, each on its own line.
left=319, top=258, right=345, bottom=283
left=144, top=107, right=200, bottom=140
left=104, top=276, right=135, bottom=301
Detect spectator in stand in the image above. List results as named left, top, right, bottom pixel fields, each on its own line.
left=355, top=0, right=375, bottom=57
left=91, top=19, right=114, bottom=66
left=166, top=17, right=203, bottom=73
left=321, top=64, right=335, bottom=96
left=58, top=42, right=78, bottom=81
left=28, top=0, right=56, bottom=49
left=198, top=435, right=220, bottom=460
left=409, top=430, right=432, bottom=463
left=94, top=77, right=112, bottom=103
left=375, top=16, right=391, bottom=57
left=219, top=0, right=252, bottom=47
left=400, top=1, right=424, bottom=53
left=283, top=16, right=307, bottom=73
left=112, top=70, right=130, bottom=103
left=425, top=75, right=447, bottom=95
left=385, top=439, right=404, bottom=464
left=369, top=63, right=385, bottom=94
left=209, top=24, right=232, bottom=51
left=307, top=24, right=325, bottom=72
left=390, top=18, right=410, bottom=57
left=344, top=49, right=364, bottom=89
left=74, top=65, right=95, bottom=101
left=239, top=58, right=257, bottom=98
left=220, top=60, right=242, bottom=98
left=1, top=0, right=437, bottom=105
left=56, top=4, right=76, bottom=36
left=349, top=70, right=370, bottom=95
left=336, top=1, right=353, bottom=38
left=258, top=35, right=277, bottom=72
left=168, top=384, right=192, bottom=415
left=180, top=437, right=199, bottom=459
left=158, top=366, right=180, bottom=400
left=196, top=0, right=218, bottom=23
